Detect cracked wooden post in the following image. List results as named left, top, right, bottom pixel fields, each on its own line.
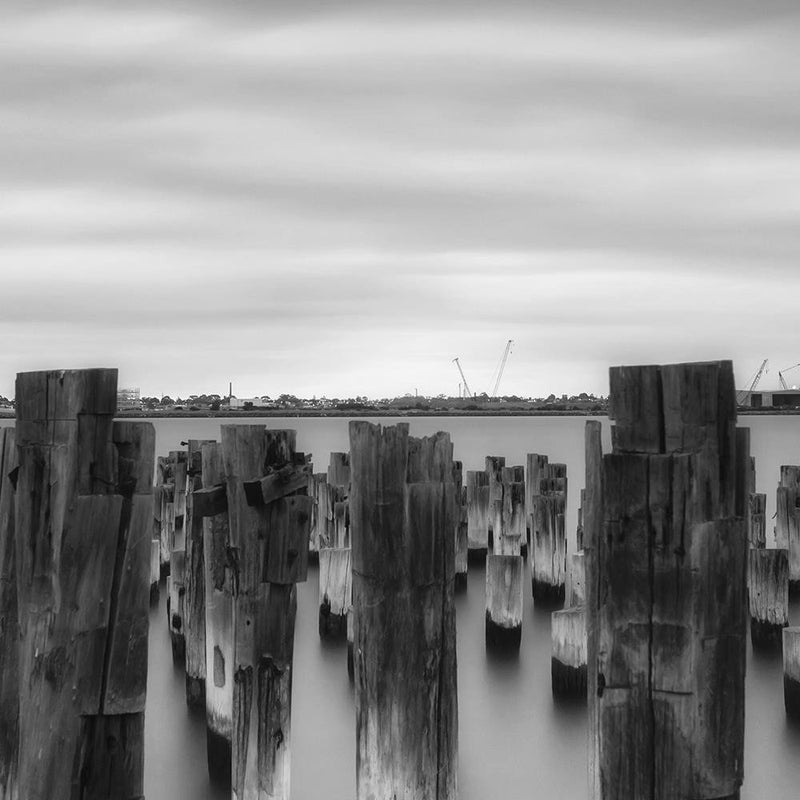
left=485, top=554, right=523, bottom=649
left=747, top=548, right=788, bottom=648
left=530, top=462, right=567, bottom=605
left=149, top=538, right=160, bottom=604
left=194, top=441, right=233, bottom=785
left=223, top=426, right=311, bottom=800
left=184, top=439, right=215, bottom=708
left=350, top=422, right=457, bottom=800
left=784, top=627, right=800, bottom=720
left=14, top=368, right=154, bottom=800
left=525, top=453, right=548, bottom=548
left=775, top=466, right=800, bottom=592
left=576, top=488, right=586, bottom=551
left=466, top=470, right=489, bottom=557
left=587, top=360, right=748, bottom=799
left=454, top=462, right=468, bottom=591
left=0, top=428, right=18, bottom=800
left=485, top=455, right=505, bottom=545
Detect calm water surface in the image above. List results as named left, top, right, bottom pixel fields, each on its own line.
left=3, top=414, right=800, bottom=798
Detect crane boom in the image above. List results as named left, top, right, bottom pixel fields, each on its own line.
left=452, top=358, right=473, bottom=398
left=736, top=358, right=768, bottom=405
left=491, top=340, right=514, bottom=398
left=778, top=362, right=800, bottom=390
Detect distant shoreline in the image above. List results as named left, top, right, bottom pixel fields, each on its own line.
left=1, top=408, right=797, bottom=420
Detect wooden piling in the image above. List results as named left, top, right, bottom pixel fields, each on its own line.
left=485, top=554, right=523, bottom=649
left=568, top=551, right=585, bottom=606
left=223, top=426, right=310, bottom=800
left=455, top=485, right=468, bottom=590
left=195, top=441, right=234, bottom=784
left=576, top=488, right=586, bottom=551
left=150, top=538, right=160, bottom=604
left=587, top=360, right=748, bottom=799
left=466, top=470, right=490, bottom=556
left=14, top=369, right=154, bottom=800
left=784, top=627, right=800, bottom=720
left=485, top=455, right=505, bottom=542
left=748, top=547, right=789, bottom=648
left=551, top=607, right=586, bottom=698
left=350, top=422, right=457, bottom=800
left=0, top=428, right=18, bottom=800
left=318, top=547, right=352, bottom=638
left=525, top=453, right=549, bottom=540
left=748, top=492, right=767, bottom=548
left=776, top=466, right=800, bottom=592
left=530, top=463, right=567, bottom=605
left=169, top=548, right=187, bottom=663
left=184, top=439, right=215, bottom=708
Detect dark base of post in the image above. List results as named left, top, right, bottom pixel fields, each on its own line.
left=347, top=642, right=354, bottom=681
left=750, top=619, right=786, bottom=650
left=790, top=580, right=800, bottom=597
left=520, top=541, right=527, bottom=559
left=185, top=675, right=206, bottom=709
left=160, top=562, right=170, bottom=580
left=455, top=572, right=467, bottom=592
left=308, top=549, right=319, bottom=565
left=149, top=582, right=159, bottom=606
left=319, top=601, right=347, bottom=639
left=551, top=658, right=587, bottom=699
left=485, top=612, right=521, bottom=651
left=171, top=632, right=186, bottom=664
left=531, top=578, right=565, bottom=607
left=206, top=727, right=232, bottom=786
left=467, top=547, right=487, bottom=564
left=785, top=676, right=800, bottom=720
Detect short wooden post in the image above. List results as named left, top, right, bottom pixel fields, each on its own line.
left=150, top=538, right=160, bottom=604
left=195, top=441, right=233, bottom=784
left=776, top=466, right=800, bottom=592
left=0, top=428, right=18, bottom=800
left=587, top=361, right=748, bottom=799
left=485, top=554, right=523, bottom=649
left=15, top=369, right=154, bottom=800
left=350, top=422, right=457, bottom=800
left=576, top=488, right=586, bottom=551
left=525, top=453, right=549, bottom=542
left=223, top=426, right=310, bottom=800
left=169, top=548, right=186, bottom=663
left=551, top=607, right=586, bottom=698
left=184, top=439, right=215, bottom=707
left=171, top=449, right=188, bottom=549
left=747, top=547, right=789, bottom=648
left=748, top=492, right=767, bottom=548
left=784, top=627, right=800, bottom=720
left=530, top=462, right=567, bottom=604
left=455, top=485, right=468, bottom=590
left=318, top=547, right=352, bottom=638
left=466, top=470, right=490, bottom=556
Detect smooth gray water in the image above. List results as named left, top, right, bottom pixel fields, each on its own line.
left=3, top=414, right=800, bottom=798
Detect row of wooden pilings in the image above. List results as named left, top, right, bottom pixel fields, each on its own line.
left=1, top=362, right=800, bottom=799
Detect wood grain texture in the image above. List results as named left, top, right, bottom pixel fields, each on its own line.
left=485, top=554, right=523, bottom=649
left=465, top=470, right=489, bottom=552
left=748, top=547, right=788, bottom=647
left=350, top=422, right=457, bottom=800
left=318, top=547, right=351, bottom=639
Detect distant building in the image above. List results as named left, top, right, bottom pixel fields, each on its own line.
left=229, top=396, right=272, bottom=409
left=117, top=387, right=142, bottom=411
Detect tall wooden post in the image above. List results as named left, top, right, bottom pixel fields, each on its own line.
left=14, top=369, right=154, bottom=800
left=587, top=361, right=748, bottom=799
left=530, top=462, right=567, bottom=604
left=223, top=426, right=310, bottom=800
left=350, top=422, right=457, bottom=800
left=747, top=547, right=789, bottom=648
left=184, top=439, right=214, bottom=707
left=194, top=442, right=233, bottom=784
left=0, top=428, right=18, bottom=800
left=748, top=493, right=767, bottom=548
left=466, top=470, right=489, bottom=556
left=485, top=455, right=505, bottom=542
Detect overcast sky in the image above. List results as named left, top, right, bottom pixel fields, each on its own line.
left=3, top=0, right=799, bottom=400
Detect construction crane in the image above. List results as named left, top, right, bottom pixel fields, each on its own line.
left=736, top=359, right=768, bottom=405
left=452, top=358, right=473, bottom=399
left=489, top=339, right=514, bottom=399
left=778, top=362, right=800, bottom=390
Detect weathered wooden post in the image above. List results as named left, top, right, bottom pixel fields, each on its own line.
left=530, top=462, right=567, bottom=604
left=748, top=492, right=767, bottom=548
left=150, top=538, right=160, bottom=604
left=525, top=453, right=548, bottom=543
left=194, top=441, right=234, bottom=784
left=223, top=426, right=311, bottom=800
left=466, top=470, right=489, bottom=556
left=776, top=466, right=800, bottom=592
left=784, top=627, right=800, bottom=720
left=14, top=369, right=154, bottom=800
left=569, top=551, right=585, bottom=606
left=350, top=422, right=457, bottom=799
left=485, top=455, right=505, bottom=543
left=455, top=484, right=468, bottom=591
left=551, top=607, right=586, bottom=698
left=586, top=361, right=748, bottom=799
left=485, top=554, right=523, bottom=649
left=747, top=547, right=789, bottom=648
left=576, top=488, right=586, bottom=551
left=0, top=428, right=18, bottom=800
left=184, top=439, right=214, bottom=707
left=318, top=546, right=351, bottom=638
